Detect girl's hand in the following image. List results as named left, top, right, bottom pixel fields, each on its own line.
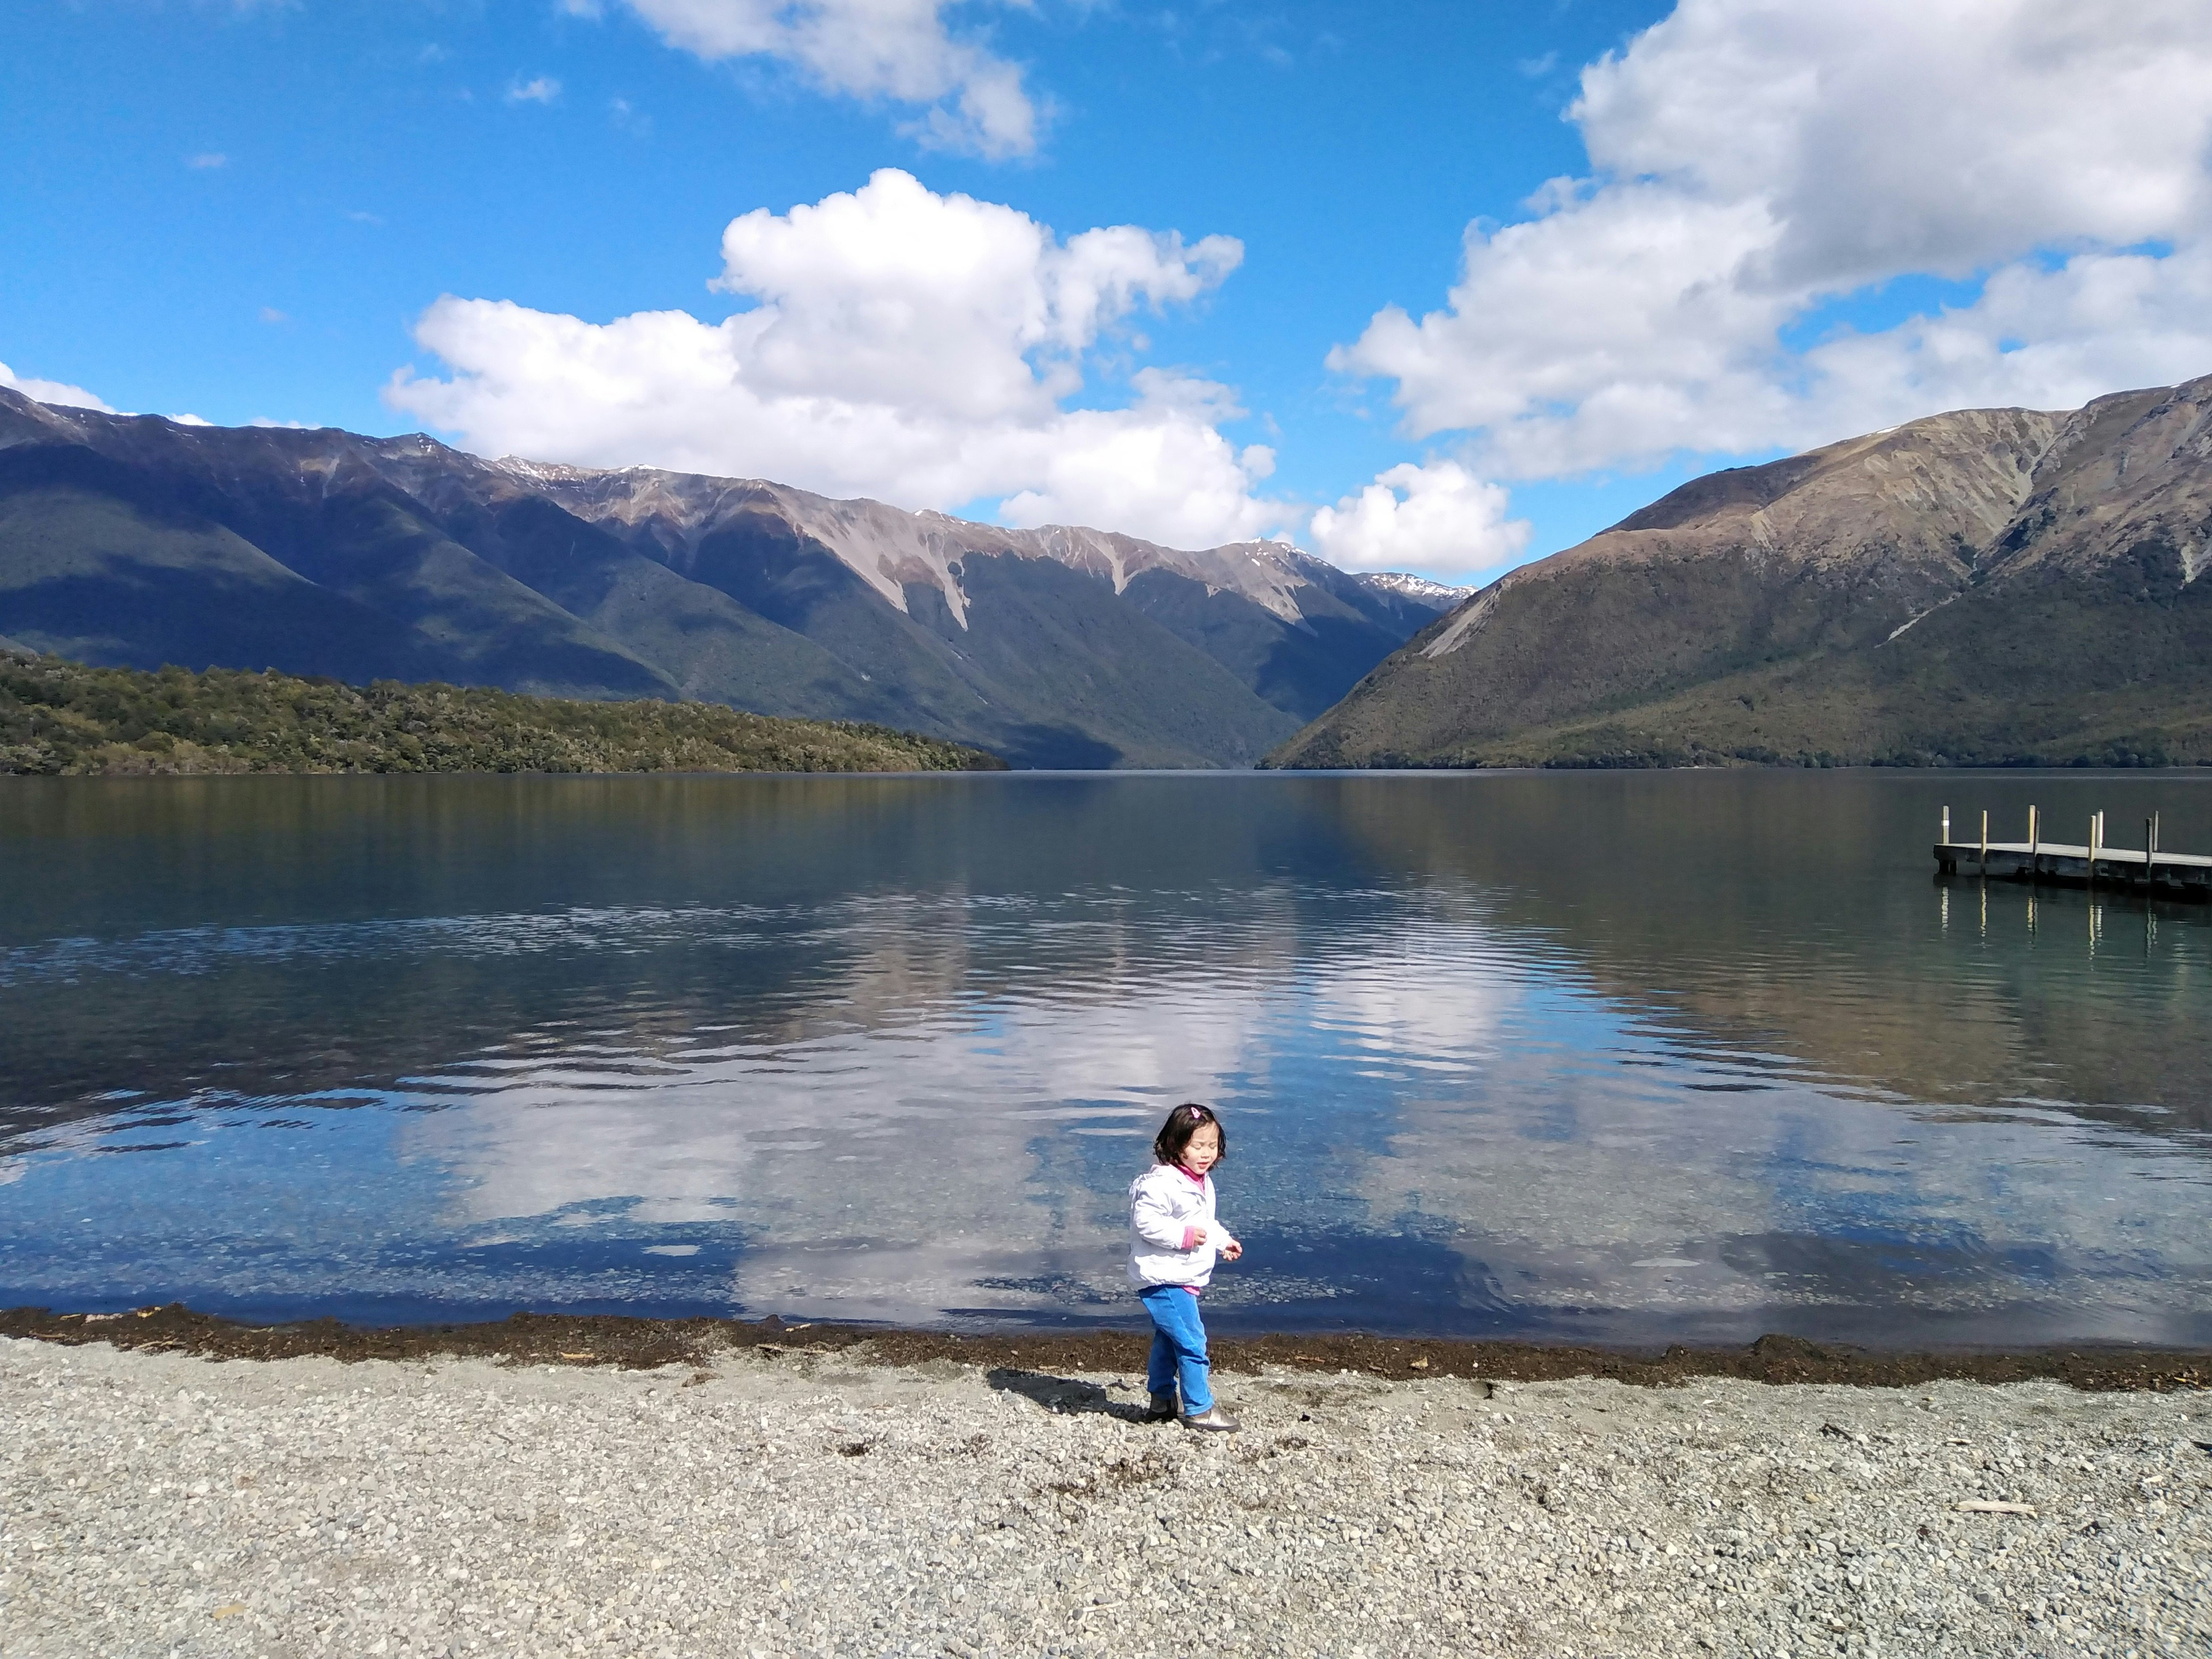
left=1219, top=1238, right=1243, bottom=1262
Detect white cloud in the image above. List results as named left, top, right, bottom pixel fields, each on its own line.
left=0, top=362, right=115, bottom=413
left=1577, top=0, right=2212, bottom=291
left=506, top=76, right=563, bottom=104
left=596, top=0, right=1039, bottom=158
left=386, top=168, right=1281, bottom=550
left=1799, top=242, right=2212, bottom=439
left=1332, top=0, right=2212, bottom=479
left=1307, top=460, right=1530, bottom=577
left=185, top=152, right=229, bottom=170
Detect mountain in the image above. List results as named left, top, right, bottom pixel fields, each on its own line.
left=0, top=391, right=1459, bottom=768
left=1346, top=572, right=1467, bottom=609
left=1268, top=375, right=2212, bottom=769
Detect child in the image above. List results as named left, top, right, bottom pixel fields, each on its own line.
left=1127, top=1102, right=1243, bottom=1432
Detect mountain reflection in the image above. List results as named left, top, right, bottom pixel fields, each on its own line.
left=1323, top=770, right=2212, bottom=1132
left=1, top=773, right=2207, bottom=1342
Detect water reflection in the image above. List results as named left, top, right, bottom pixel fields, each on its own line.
left=1, top=772, right=2207, bottom=1344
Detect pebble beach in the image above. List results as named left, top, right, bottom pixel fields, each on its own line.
left=3, top=1334, right=2208, bottom=1659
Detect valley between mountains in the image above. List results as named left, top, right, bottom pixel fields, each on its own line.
left=0, top=388, right=1455, bottom=770
left=7, top=374, right=2212, bottom=772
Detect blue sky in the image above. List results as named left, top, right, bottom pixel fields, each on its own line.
left=6, top=1, right=2211, bottom=582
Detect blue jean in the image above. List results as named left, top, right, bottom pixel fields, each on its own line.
left=1138, top=1284, right=1213, bottom=1413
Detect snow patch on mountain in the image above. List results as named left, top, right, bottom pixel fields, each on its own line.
left=1354, top=572, right=1466, bottom=609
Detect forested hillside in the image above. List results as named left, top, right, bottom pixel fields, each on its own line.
left=0, top=652, right=1006, bottom=776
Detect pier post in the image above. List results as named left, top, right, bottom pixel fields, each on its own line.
left=1930, top=805, right=2201, bottom=903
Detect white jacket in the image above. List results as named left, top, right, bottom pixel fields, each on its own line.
left=1127, top=1162, right=1238, bottom=1289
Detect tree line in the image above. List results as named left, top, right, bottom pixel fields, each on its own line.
left=0, top=652, right=1008, bottom=776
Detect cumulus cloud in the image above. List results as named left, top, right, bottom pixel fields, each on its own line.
left=593, top=0, right=1039, bottom=158
left=386, top=169, right=1282, bottom=550
left=185, top=152, right=229, bottom=169
left=505, top=76, right=562, bottom=104
left=0, top=362, right=115, bottom=413
left=1307, top=460, right=1529, bottom=577
left=1332, top=0, right=2212, bottom=479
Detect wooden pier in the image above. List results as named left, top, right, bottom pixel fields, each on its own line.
left=1933, top=806, right=2211, bottom=901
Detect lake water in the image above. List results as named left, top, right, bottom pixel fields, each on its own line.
left=2, top=770, right=2208, bottom=1348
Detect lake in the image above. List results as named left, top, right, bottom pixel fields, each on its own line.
left=2, top=770, right=2208, bottom=1348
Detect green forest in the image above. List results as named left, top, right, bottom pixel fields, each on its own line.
left=0, top=653, right=1007, bottom=776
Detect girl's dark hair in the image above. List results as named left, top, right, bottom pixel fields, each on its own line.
left=1153, top=1102, right=1226, bottom=1168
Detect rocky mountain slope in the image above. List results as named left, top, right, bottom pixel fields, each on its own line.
left=0, top=391, right=1456, bottom=768
left=1269, top=375, right=2212, bottom=768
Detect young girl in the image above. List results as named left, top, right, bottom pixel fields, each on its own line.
left=1127, top=1102, right=1243, bottom=1432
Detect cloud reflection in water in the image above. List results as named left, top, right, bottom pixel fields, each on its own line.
left=1, top=772, right=2207, bottom=1344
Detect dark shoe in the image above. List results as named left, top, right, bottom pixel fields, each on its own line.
left=1145, top=1391, right=1179, bottom=1421
left=1180, top=1405, right=1239, bottom=1433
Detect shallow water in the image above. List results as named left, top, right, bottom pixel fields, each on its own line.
left=2, top=770, right=2208, bottom=1346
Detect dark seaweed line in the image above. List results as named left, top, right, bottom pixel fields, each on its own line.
left=5, top=1304, right=2209, bottom=1393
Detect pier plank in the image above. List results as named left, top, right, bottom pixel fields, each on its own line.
left=1933, top=832, right=2212, bottom=899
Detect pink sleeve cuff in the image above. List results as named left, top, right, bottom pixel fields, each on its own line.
left=1180, top=1226, right=1200, bottom=1251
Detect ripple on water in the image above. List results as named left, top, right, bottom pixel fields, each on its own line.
left=1, top=771, right=2209, bottom=1341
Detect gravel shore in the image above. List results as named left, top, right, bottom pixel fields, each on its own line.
left=3, top=1335, right=2207, bottom=1658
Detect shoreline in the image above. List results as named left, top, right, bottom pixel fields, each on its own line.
left=5, top=1333, right=2207, bottom=1658
left=6, top=1303, right=2209, bottom=1391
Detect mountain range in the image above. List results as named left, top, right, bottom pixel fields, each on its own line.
left=1270, top=374, right=2212, bottom=769
left=0, top=389, right=1459, bottom=769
